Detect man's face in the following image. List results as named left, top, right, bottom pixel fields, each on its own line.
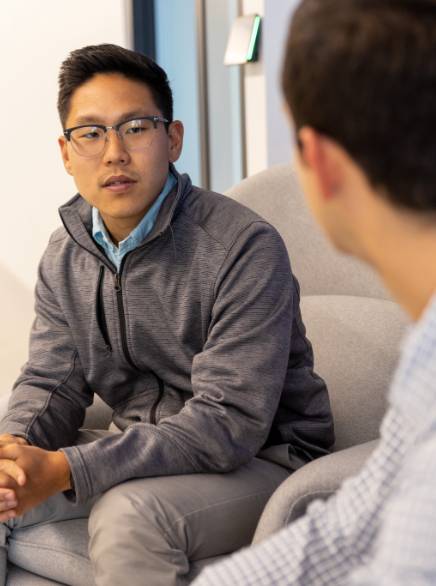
left=59, top=73, right=183, bottom=233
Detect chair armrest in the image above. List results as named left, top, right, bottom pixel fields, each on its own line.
left=253, top=439, right=378, bottom=544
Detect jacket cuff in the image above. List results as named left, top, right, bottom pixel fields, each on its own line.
left=60, top=445, right=93, bottom=503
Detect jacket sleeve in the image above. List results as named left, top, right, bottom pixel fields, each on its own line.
left=0, top=245, right=93, bottom=448
left=62, top=221, right=296, bottom=503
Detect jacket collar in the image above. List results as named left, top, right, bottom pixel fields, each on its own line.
left=58, top=165, right=192, bottom=271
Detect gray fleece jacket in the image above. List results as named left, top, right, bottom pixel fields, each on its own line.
left=1, top=169, right=334, bottom=503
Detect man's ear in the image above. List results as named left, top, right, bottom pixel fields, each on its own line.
left=298, top=127, right=342, bottom=201
left=167, top=121, right=184, bottom=163
left=58, top=136, right=73, bottom=176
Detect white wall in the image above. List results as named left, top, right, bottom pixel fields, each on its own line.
left=241, top=0, right=298, bottom=175
left=264, top=0, right=298, bottom=167
left=0, top=0, right=131, bottom=291
left=242, top=0, right=268, bottom=177
left=0, top=1, right=131, bottom=393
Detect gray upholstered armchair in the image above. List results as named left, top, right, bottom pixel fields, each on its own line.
left=0, top=165, right=408, bottom=584
left=225, top=165, right=408, bottom=545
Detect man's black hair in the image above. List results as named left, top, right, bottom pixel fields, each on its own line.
left=58, top=43, right=173, bottom=127
left=282, top=0, right=436, bottom=211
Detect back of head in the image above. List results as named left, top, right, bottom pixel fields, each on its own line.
left=58, top=43, right=173, bottom=127
left=282, top=0, right=436, bottom=212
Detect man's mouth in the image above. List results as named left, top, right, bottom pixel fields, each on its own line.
left=103, top=175, right=136, bottom=187
left=102, top=175, right=137, bottom=192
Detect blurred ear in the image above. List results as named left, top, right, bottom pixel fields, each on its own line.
left=58, top=136, right=73, bottom=176
left=298, top=127, right=343, bottom=200
left=167, top=120, right=184, bottom=163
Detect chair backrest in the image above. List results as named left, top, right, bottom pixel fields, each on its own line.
left=227, top=165, right=410, bottom=450
left=301, top=295, right=408, bottom=450
left=226, top=164, right=389, bottom=299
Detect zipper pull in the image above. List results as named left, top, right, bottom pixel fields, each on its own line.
left=114, top=273, right=121, bottom=291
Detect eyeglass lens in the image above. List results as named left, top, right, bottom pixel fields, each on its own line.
left=69, top=118, right=158, bottom=157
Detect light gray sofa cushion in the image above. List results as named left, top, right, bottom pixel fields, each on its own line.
left=251, top=293, right=408, bottom=544
left=301, top=295, right=409, bottom=450
left=226, top=165, right=389, bottom=299
left=8, top=520, right=93, bottom=586
left=7, top=565, right=65, bottom=585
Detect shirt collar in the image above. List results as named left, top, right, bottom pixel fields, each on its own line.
left=92, top=171, right=177, bottom=253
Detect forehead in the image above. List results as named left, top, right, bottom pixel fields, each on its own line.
left=66, top=73, right=160, bottom=126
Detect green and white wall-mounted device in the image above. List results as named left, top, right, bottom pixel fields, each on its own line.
left=224, top=14, right=261, bottom=65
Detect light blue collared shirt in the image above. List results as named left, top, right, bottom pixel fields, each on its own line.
left=92, top=172, right=176, bottom=270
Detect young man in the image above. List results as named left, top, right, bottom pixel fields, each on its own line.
left=0, top=44, right=333, bottom=585
left=194, top=0, right=436, bottom=584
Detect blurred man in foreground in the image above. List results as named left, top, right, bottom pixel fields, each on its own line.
left=195, top=0, right=436, bottom=583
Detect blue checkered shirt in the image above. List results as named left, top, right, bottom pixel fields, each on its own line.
left=194, top=295, right=436, bottom=585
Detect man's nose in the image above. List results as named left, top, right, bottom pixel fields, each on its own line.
left=102, top=128, right=130, bottom=165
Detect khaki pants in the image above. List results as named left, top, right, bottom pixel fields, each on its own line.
left=0, top=431, right=289, bottom=586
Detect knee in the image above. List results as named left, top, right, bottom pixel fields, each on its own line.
left=88, top=480, right=186, bottom=564
left=88, top=480, right=173, bottom=538
left=90, top=483, right=140, bottom=532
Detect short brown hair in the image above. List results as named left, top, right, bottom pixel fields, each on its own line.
left=282, top=0, right=436, bottom=211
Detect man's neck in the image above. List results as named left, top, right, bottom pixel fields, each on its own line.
left=366, top=218, right=436, bottom=321
left=100, top=213, right=145, bottom=246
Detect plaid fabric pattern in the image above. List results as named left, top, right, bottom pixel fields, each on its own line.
left=194, top=296, right=436, bottom=585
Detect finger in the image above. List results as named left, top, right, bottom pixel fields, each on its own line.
left=0, top=510, right=16, bottom=523
left=0, top=497, right=17, bottom=512
left=0, top=444, right=20, bottom=460
left=0, top=488, right=16, bottom=500
left=0, top=471, right=17, bottom=489
left=0, top=435, right=28, bottom=447
left=0, top=461, right=26, bottom=486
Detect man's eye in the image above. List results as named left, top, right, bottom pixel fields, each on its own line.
left=125, top=125, right=147, bottom=135
left=83, top=131, right=100, bottom=140
left=76, top=128, right=101, bottom=140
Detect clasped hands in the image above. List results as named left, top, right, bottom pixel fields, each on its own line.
left=0, top=434, right=71, bottom=522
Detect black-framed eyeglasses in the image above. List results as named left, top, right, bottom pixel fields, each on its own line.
left=63, top=115, right=169, bottom=158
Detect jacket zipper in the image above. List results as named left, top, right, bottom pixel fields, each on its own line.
left=114, top=268, right=164, bottom=424
left=96, top=266, right=112, bottom=351
left=114, top=271, right=138, bottom=370
left=59, top=191, right=183, bottom=426
left=150, top=377, right=164, bottom=425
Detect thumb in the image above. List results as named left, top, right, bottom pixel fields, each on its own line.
left=0, top=460, right=26, bottom=486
